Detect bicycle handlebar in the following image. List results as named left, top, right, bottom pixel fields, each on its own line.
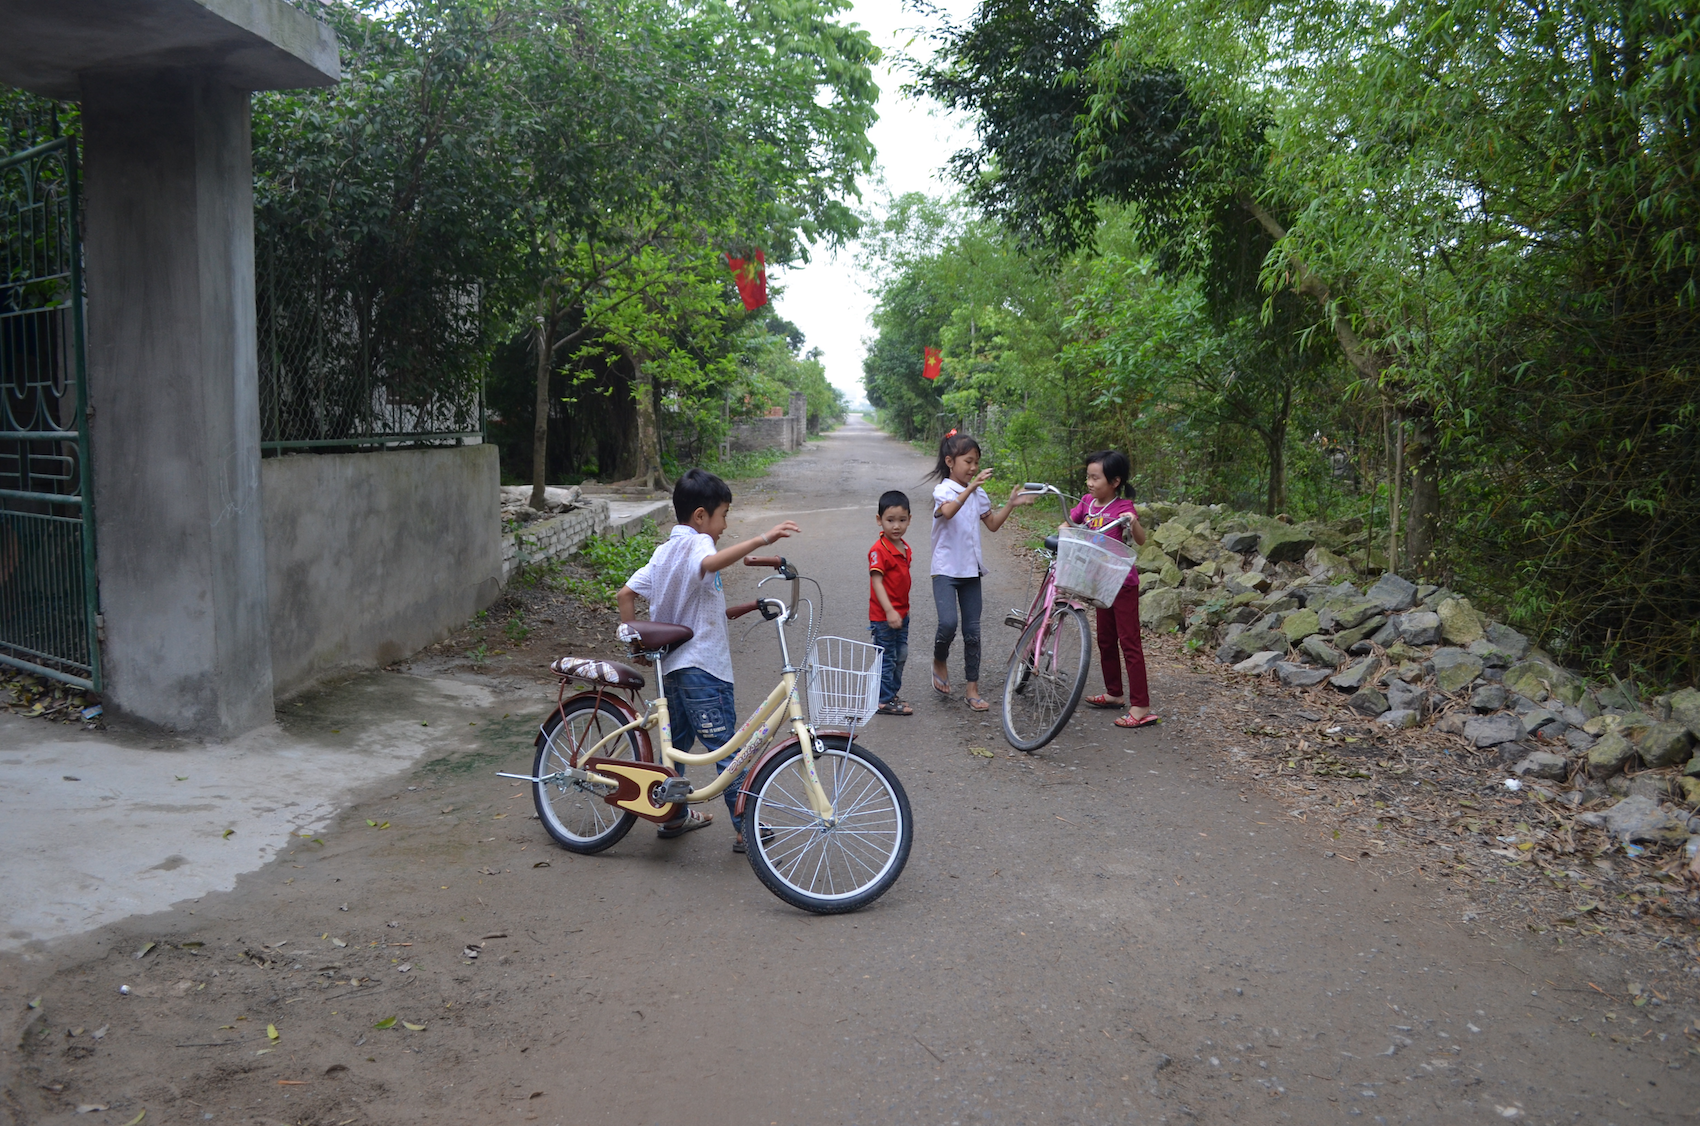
left=744, top=555, right=784, bottom=569
left=727, top=600, right=761, bottom=620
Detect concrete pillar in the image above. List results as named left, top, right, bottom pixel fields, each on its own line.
left=789, top=391, right=808, bottom=450
left=80, top=70, right=274, bottom=735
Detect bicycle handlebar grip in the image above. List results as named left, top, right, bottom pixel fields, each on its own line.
left=726, top=600, right=761, bottom=620
left=744, top=555, right=784, bottom=568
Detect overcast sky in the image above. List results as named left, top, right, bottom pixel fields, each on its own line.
left=770, top=0, right=975, bottom=409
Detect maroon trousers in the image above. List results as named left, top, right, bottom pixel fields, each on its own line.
left=1095, top=583, right=1150, bottom=708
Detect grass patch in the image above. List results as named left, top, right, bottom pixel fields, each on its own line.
left=556, top=520, right=667, bottom=608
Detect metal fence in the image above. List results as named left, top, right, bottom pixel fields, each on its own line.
left=256, top=242, right=484, bottom=451
left=1, top=100, right=99, bottom=689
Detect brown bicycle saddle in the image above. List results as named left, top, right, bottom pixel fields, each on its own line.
left=622, top=620, right=694, bottom=654
left=551, top=657, right=646, bottom=689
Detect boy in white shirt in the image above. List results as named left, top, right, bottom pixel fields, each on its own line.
left=618, top=468, right=800, bottom=851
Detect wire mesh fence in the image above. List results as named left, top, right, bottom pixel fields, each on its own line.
left=256, top=242, right=484, bottom=451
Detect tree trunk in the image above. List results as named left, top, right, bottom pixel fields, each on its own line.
left=529, top=289, right=556, bottom=511
left=1263, top=383, right=1292, bottom=516
left=1403, top=408, right=1441, bottom=573
left=626, top=347, right=670, bottom=493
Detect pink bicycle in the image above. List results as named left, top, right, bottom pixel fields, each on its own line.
left=999, top=483, right=1133, bottom=752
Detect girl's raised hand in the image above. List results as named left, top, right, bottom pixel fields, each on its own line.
left=1009, top=483, right=1036, bottom=506
left=970, top=467, right=996, bottom=491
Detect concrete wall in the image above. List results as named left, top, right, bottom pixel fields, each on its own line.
left=263, top=445, right=501, bottom=697
left=83, top=71, right=276, bottom=734
left=727, top=391, right=809, bottom=454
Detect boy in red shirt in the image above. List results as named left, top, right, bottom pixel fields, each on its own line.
left=868, top=490, right=913, bottom=716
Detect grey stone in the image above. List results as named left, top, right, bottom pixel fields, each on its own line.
left=1236, top=627, right=1287, bottom=655
left=1333, top=599, right=1385, bottom=631
left=1366, top=573, right=1419, bottom=612
left=1466, top=638, right=1516, bottom=667
left=1275, top=662, right=1334, bottom=688
left=1482, top=622, right=1530, bottom=660
left=1335, top=615, right=1388, bottom=651
left=1379, top=708, right=1421, bottom=729
left=1233, top=651, right=1284, bottom=675
left=1685, top=753, right=1700, bottom=777
left=1395, top=610, right=1443, bottom=646
left=1387, top=679, right=1429, bottom=716
left=1585, top=730, right=1637, bottom=777
left=1224, top=605, right=1259, bottom=626
left=1435, top=712, right=1467, bottom=735
left=1258, top=525, right=1316, bottom=564
left=1348, top=686, right=1390, bottom=716
left=1139, top=587, right=1185, bottom=632
left=1465, top=714, right=1527, bottom=747
left=1564, top=727, right=1597, bottom=753
left=1521, top=708, right=1561, bottom=735
left=1430, top=648, right=1485, bottom=693
left=1300, top=635, right=1345, bottom=668
left=1637, top=721, right=1694, bottom=769
left=1575, top=795, right=1691, bottom=843
left=1471, top=684, right=1508, bottom=712
left=1215, top=640, right=1248, bottom=665
left=1511, top=752, right=1569, bottom=782
left=1282, top=609, right=1322, bottom=643
left=1220, top=531, right=1261, bottom=555
left=1669, top=687, right=1700, bottom=740
left=1225, top=572, right=1269, bottom=595
left=1496, top=741, right=1532, bottom=765
left=1330, top=657, right=1379, bottom=691
left=1436, top=597, right=1485, bottom=645
left=1416, top=583, right=1441, bottom=603
left=1257, top=595, right=1299, bottom=615
left=1502, top=657, right=1573, bottom=702
left=1369, top=621, right=1400, bottom=647
left=1222, top=622, right=1249, bottom=645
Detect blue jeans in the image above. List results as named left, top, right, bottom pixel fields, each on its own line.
left=932, top=574, right=983, bottom=683
left=868, top=616, right=909, bottom=705
left=663, top=666, right=743, bottom=832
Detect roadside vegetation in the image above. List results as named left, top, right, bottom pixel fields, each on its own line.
left=864, top=0, right=1700, bottom=692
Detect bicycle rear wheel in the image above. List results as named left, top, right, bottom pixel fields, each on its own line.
left=1000, top=604, right=1090, bottom=752
left=744, top=737, right=912, bottom=914
left=532, top=697, right=645, bottom=854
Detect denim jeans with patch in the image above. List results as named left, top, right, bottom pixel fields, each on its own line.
left=663, top=665, right=743, bottom=832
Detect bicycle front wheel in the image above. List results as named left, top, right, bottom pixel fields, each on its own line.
left=1001, top=604, right=1091, bottom=752
left=744, top=738, right=912, bottom=914
left=532, top=697, right=646, bottom=854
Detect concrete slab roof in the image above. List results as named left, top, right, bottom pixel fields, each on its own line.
left=0, top=0, right=339, bottom=99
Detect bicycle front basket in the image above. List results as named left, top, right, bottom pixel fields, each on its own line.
left=806, top=635, right=884, bottom=728
left=1053, top=527, right=1134, bottom=608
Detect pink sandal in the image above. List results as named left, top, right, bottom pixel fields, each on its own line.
left=1114, top=712, right=1161, bottom=729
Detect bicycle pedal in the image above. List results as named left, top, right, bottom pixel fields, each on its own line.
left=1004, top=610, right=1029, bottom=629
left=654, top=777, right=694, bottom=804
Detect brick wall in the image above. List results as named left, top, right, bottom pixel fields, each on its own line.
left=502, top=498, right=611, bottom=583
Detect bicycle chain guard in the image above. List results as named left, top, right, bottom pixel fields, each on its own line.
left=583, top=757, right=682, bottom=824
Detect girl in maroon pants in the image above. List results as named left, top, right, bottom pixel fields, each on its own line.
left=1067, top=451, right=1160, bottom=728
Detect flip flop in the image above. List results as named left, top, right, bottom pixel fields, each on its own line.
left=656, top=808, right=712, bottom=837
left=966, top=696, right=990, bottom=712
left=1113, top=712, right=1162, bottom=728
left=876, top=701, right=913, bottom=716
left=931, top=671, right=952, bottom=697
left=1084, top=693, right=1126, bottom=709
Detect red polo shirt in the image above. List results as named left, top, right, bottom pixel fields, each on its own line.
left=868, top=535, right=912, bottom=621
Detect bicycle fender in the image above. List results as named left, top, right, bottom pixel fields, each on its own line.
left=543, top=689, right=657, bottom=764
left=733, top=731, right=854, bottom=819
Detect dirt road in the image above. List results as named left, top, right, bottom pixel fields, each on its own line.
left=3, top=418, right=1693, bottom=1125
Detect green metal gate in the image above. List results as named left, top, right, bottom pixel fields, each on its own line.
left=0, top=105, right=99, bottom=691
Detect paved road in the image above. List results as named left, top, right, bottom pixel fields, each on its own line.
left=2, top=418, right=1687, bottom=1126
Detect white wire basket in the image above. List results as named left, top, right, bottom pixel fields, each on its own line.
left=1054, top=527, right=1135, bottom=608
left=806, top=635, right=884, bottom=728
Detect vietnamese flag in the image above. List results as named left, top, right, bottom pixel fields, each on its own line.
left=726, top=250, right=768, bottom=311
left=922, top=346, right=942, bottom=380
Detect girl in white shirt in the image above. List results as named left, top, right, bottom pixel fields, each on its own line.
left=928, top=431, right=1033, bottom=711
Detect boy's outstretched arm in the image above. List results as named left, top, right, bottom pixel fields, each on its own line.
left=702, top=520, right=801, bottom=574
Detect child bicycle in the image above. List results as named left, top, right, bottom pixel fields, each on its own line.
left=499, top=556, right=913, bottom=914
left=999, top=483, right=1135, bottom=752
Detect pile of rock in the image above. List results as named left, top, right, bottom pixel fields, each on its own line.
left=500, top=484, right=586, bottom=525
left=1132, top=501, right=1700, bottom=838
